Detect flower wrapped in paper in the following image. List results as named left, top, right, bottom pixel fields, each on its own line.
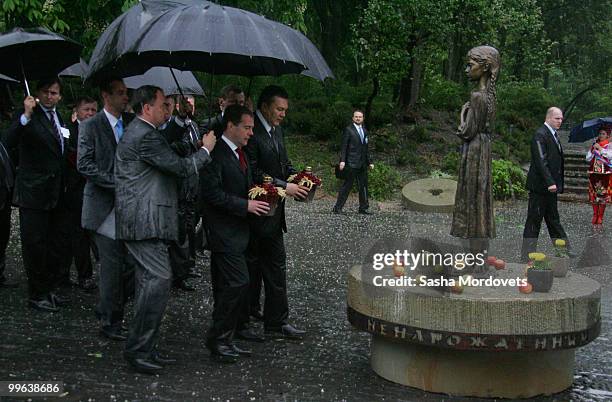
left=248, top=175, right=286, bottom=216
left=287, top=166, right=321, bottom=202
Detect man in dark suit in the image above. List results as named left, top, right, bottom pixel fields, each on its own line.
left=0, top=139, right=16, bottom=289
left=61, top=96, right=98, bottom=292
left=5, top=77, right=71, bottom=312
left=244, top=85, right=309, bottom=340
left=115, top=85, right=215, bottom=374
left=333, top=109, right=374, bottom=215
left=200, top=104, right=269, bottom=361
left=201, top=85, right=245, bottom=137
left=160, top=95, right=202, bottom=291
left=521, top=107, right=570, bottom=261
left=78, top=79, right=134, bottom=340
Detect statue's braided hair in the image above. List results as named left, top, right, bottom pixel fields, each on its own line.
left=468, top=46, right=500, bottom=131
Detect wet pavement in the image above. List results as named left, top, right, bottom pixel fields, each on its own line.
left=0, top=198, right=610, bottom=401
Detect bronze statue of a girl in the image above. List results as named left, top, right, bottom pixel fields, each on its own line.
left=451, top=46, right=501, bottom=247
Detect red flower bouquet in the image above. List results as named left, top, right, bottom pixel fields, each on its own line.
left=248, top=176, right=286, bottom=216
left=288, top=166, right=321, bottom=202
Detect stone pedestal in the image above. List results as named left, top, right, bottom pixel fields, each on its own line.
left=347, top=263, right=601, bottom=398
left=371, top=336, right=574, bottom=398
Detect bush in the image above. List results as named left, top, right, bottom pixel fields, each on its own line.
left=422, top=76, right=466, bottom=111
left=492, top=159, right=527, bottom=200
left=410, top=125, right=429, bottom=143
left=368, top=163, right=402, bottom=200
left=497, top=82, right=556, bottom=131
left=441, top=151, right=460, bottom=174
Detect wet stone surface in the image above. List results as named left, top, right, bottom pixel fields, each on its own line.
left=0, top=198, right=610, bottom=401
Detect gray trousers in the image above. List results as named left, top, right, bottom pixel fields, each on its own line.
left=92, top=233, right=133, bottom=329
left=124, top=239, right=172, bottom=359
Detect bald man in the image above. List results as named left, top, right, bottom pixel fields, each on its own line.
left=521, top=107, right=570, bottom=261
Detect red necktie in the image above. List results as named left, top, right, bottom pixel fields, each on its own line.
left=237, top=147, right=247, bottom=173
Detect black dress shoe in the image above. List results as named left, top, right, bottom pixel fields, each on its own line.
left=332, top=208, right=345, bottom=215
left=235, top=328, right=265, bottom=343
left=125, top=356, right=163, bottom=374
left=49, top=292, right=70, bottom=306
left=28, top=298, right=59, bottom=312
left=358, top=210, right=373, bottom=215
left=0, top=279, right=18, bottom=288
left=249, top=309, right=264, bottom=321
left=78, top=278, right=97, bottom=292
left=230, top=343, right=252, bottom=356
left=205, top=341, right=239, bottom=362
left=151, top=350, right=177, bottom=365
left=265, top=324, right=306, bottom=339
left=100, top=326, right=127, bottom=341
left=173, top=279, right=195, bottom=291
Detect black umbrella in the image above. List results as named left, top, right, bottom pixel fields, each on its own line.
left=0, top=73, right=18, bottom=83
left=87, top=0, right=332, bottom=83
left=59, top=58, right=90, bottom=79
left=569, top=117, right=612, bottom=143
left=124, top=67, right=204, bottom=96
left=0, top=27, right=82, bottom=95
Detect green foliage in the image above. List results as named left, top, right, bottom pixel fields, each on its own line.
left=422, top=76, right=466, bottom=111
left=368, top=163, right=402, bottom=200
left=497, top=82, right=555, bottom=130
left=410, top=125, right=429, bottom=143
left=491, top=159, right=527, bottom=200
left=441, top=151, right=460, bottom=174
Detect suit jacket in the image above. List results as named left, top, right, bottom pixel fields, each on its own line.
left=114, top=118, right=211, bottom=241
left=4, top=106, right=66, bottom=210
left=160, top=117, right=201, bottom=201
left=201, top=113, right=223, bottom=138
left=245, top=113, right=297, bottom=234
left=64, top=121, right=86, bottom=206
left=0, top=141, right=15, bottom=210
left=526, top=124, right=564, bottom=194
left=77, top=111, right=134, bottom=231
left=340, top=123, right=371, bottom=169
left=199, top=139, right=251, bottom=253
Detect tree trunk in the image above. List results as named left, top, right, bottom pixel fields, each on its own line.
left=398, top=56, right=423, bottom=111
left=365, top=78, right=379, bottom=129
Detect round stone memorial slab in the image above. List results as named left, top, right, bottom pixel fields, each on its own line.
left=401, top=178, right=457, bottom=213
left=348, top=263, right=600, bottom=345
left=347, top=263, right=602, bottom=397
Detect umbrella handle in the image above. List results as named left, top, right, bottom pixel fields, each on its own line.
left=20, top=56, right=30, bottom=96
left=168, top=67, right=185, bottom=99
left=168, top=67, right=191, bottom=118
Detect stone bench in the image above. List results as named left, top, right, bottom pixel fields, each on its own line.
left=347, top=262, right=601, bottom=398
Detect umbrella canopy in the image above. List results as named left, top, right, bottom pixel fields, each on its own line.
left=0, top=73, right=19, bottom=83
left=87, top=0, right=332, bottom=82
left=569, top=117, right=612, bottom=143
left=124, top=67, right=204, bottom=96
left=60, top=58, right=90, bottom=79
left=0, top=27, right=82, bottom=81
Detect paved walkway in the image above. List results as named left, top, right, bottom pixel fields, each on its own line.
left=0, top=198, right=610, bottom=401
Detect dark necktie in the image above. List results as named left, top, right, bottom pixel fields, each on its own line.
left=47, top=110, right=63, bottom=152
left=553, top=131, right=562, bottom=152
left=270, top=127, right=279, bottom=153
left=237, top=147, right=247, bottom=173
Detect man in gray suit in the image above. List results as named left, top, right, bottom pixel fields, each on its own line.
left=78, top=78, right=134, bottom=340
left=115, top=85, right=215, bottom=374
